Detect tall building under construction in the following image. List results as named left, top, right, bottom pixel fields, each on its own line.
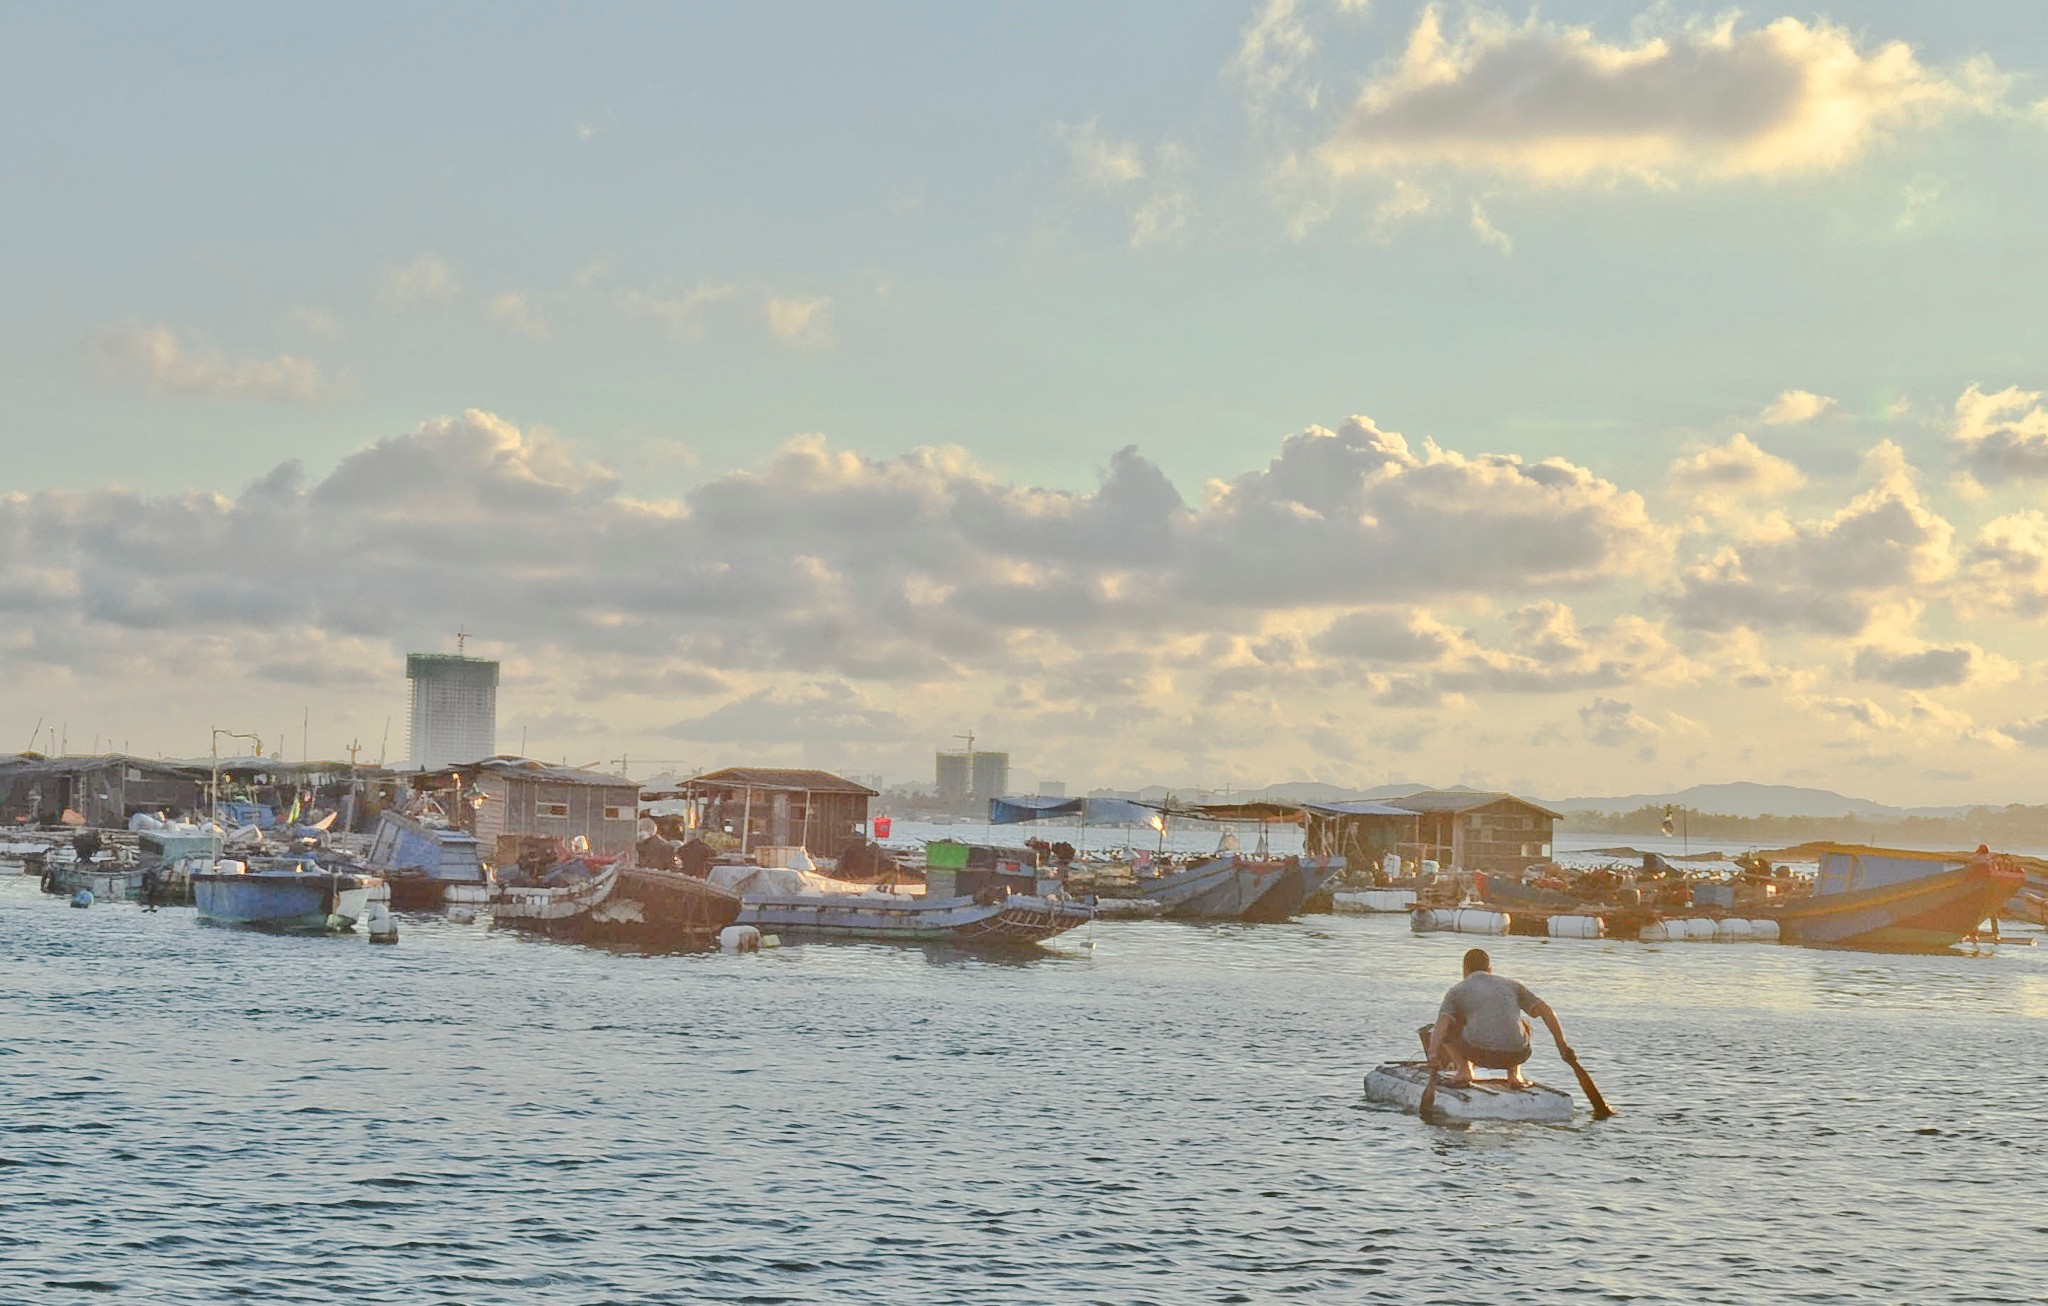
left=936, top=749, right=1009, bottom=802
left=406, top=652, right=499, bottom=769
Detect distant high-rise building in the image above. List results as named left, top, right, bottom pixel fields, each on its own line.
left=936, top=749, right=1010, bottom=801
left=406, top=653, right=499, bottom=769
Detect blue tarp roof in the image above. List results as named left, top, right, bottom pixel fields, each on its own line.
left=988, top=795, right=1159, bottom=826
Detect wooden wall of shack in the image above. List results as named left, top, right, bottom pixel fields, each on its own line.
left=0, top=757, right=205, bottom=828
left=1303, top=812, right=1416, bottom=870
left=472, top=772, right=638, bottom=861
left=689, top=783, right=870, bottom=859
left=1409, top=800, right=1555, bottom=874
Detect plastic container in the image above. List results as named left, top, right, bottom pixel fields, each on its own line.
left=1452, top=908, right=1510, bottom=935
left=1548, top=914, right=1604, bottom=939
left=1683, top=918, right=1719, bottom=941
left=1748, top=918, right=1782, bottom=942
left=1714, top=917, right=1753, bottom=942
left=1638, top=921, right=1675, bottom=943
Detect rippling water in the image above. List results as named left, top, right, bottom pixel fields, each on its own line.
left=5, top=871, right=2045, bottom=1304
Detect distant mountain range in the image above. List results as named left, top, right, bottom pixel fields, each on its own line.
left=1215, top=779, right=1983, bottom=820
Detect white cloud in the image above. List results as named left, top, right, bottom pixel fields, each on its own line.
left=1064, top=118, right=1147, bottom=187
left=380, top=254, right=459, bottom=310
left=1062, top=121, right=1195, bottom=248
left=1760, top=390, right=1836, bottom=424
left=484, top=291, right=549, bottom=340
left=1959, top=510, right=2048, bottom=620
left=1579, top=696, right=1662, bottom=748
left=766, top=295, right=834, bottom=345
left=1667, top=433, right=1805, bottom=508
left=284, top=306, right=341, bottom=339
left=89, top=323, right=329, bottom=404
left=622, top=282, right=736, bottom=342
left=1950, top=383, right=2048, bottom=479
left=1320, top=11, right=1996, bottom=186
left=1230, top=0, right=1319, bottom=117
left=1468, top=200, right=1511, bottom=253
left=1669, top=442, right=1952, bottom=635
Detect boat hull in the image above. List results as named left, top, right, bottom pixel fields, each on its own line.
left=193, top=870, right=378, bottom=933
left=1132, top=855, right=1320, bottom=920
left=1243, top=857, right=1345, bottom=921
left=1768, top=859, right=2024, bottom=950
left=737, top=891, right=1091, bottom=944
left=572, top=867, right=744, bottom=943
left=490, top=863, right=621, bottom=928
left=1363, top=1060, right=1574, bottom=1123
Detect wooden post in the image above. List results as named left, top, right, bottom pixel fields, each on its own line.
left=740, top=784, right=753, bottom=856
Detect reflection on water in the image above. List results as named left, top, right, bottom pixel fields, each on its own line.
left=2, top=872, right=2044, bottom=1303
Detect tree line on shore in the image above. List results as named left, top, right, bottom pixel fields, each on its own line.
left=1560, top=804, right=2048, bottom=850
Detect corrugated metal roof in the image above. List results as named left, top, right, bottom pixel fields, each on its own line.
left=1382, top=790, right=1563, bottom=818
left=465, top=757, right=635, bottom=788
left=1299, top=800, right=1420, bottom=818
left=684, top=767, right=878, bottom=796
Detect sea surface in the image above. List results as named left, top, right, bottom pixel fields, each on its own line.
left=4, top=868, right=2046, bottom=1304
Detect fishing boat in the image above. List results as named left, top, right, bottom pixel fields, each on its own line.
left=709, top=864, right=1091, bottom=945
left=1247, top=855, right=1346, bottom=920
left=1766, top=845, right=2025, bottom=950
left=488, top=859, right=622, bottom=929
left=1120, top=854, right=1338, bottom=920
left=1363, top=1060, right=1575, bottom=1123
left=364, top=810, right=488, bottom=910
left=192, top=858, right=383, bottom=933
left=572, top=865, right=744, bottom=944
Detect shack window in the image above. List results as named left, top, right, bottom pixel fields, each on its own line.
left=536, top=801, right=570, bottom=819
left=604, top=805, right=631, bottom=821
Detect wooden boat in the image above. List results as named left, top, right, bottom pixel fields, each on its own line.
left=1766, top=845, right=2025, bottom=950
left=489, top=860, right=621, bottom=928
left=572, top=866, right=744, bottom=943
left=712, top=864, right=1090, bottom=944
left=1247, top=856, right=1346, bottom=921
left=1363, top=1060, right=1575, bottom=1123
left=2009, top=888, right=2048, bottom=927
left=1121, top=854, right=1337, bottom=920
left=192, top=860, right=383, bottom=933
left=364, top=810, right=488, bottom=910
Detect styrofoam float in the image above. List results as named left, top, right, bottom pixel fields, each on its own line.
left=1333, top=889, right=1416, bottom=914
left=1363, top=1060, right=1574, bottom=1123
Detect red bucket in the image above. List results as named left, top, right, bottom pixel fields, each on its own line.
left=872, top=816, right=893, bottom=840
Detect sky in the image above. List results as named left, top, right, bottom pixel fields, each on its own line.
left=5, top=1, right=2048, bottom=805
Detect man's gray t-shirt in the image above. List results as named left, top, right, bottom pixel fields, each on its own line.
left=1439, top=973, right=1540, bottom=1051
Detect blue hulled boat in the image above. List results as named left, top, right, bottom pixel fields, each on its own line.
left=193, top=860, right=382, bottom=933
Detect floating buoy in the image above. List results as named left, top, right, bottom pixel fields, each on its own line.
left=1747, top=918, right=1781, bottom=942
left=70, top=889, right=93, bottom=909
left=760, top=933, right=781, bottom=949
left=1452, top=908, right=1510, bottom=935
left=1715, top=917, right=1753, bottom=942
left=365, top=901, right=398, bottom=945
left=1548, top=914, right=1604, bottom=939
left=719, top=925, right=762, bottom=953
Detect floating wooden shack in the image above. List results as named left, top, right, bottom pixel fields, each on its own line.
left=1379, top=790, right=1560, bottom=874
left=670, top=767, right=878, bottom=860
left=410, top=756, right=640, bottom=863
left=0, top=753, right=206, bottom=828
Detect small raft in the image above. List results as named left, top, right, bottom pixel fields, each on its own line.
left=1363, top=1060, right=1575, bottom=1123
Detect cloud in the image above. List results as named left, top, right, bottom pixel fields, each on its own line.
left=484, top=291, right=549, bottom=339
left=89, top=323, right=329, bottom=403
left=1667, top=433, right=1805, bottom=507
left=381, top=254, right=459, bottom=310
left=661, top=681, right=914, bottom=744
left=623, top=282, right=737, bottom=342
left=1950, top=384, right=2048, bottom=479
left=1468, top=200, right=1511, bottom=253
left=1668, top=442, right=1952, bottom=635
left=1230, top=0, right=1320, bottom=117
left=2008, top=716, right=2048, bottom=749
left=1959, top=510, right=2048, bottom=619
left=1061, top=120, right=1194, bottom=248
left=285, top=306, right=341, bottom=339
left=1850, top=641, right=1991, bottom=690
left=766, top=295, right=834, bottom=345
left=1760, top=390, right=1836, bottom=424
left=1315, top=601, right=1687, bottom=699
left=1320, top=11, right=1995, bottom=187
left=1579, top=696, right=1661, bottom=748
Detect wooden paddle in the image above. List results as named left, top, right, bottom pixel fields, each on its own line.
left=1418, top=1065, right=1442, bottom=1121
left=1560, top=1047, right=1613, bottom=1120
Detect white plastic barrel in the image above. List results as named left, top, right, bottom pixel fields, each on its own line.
left=1748, top=918, right=1781, bottom=942
left=1410, top=908, right=1456, bottom=933
left=1419, top=860, right=1440, bottom=878
left=1452, top=908, right=1510, bottom=935
left=1638, top=921, right=1675, bottom=943
left=719, top=925, right=763, bottom=953
left=1548, top=914, right=1604, bottom=939
left=1381, top=853, right=1403, bottom=878
left=1714, top=917, right=1752, bottom=942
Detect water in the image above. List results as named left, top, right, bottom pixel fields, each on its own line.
left=5, top=871, right=2046, bottom=1304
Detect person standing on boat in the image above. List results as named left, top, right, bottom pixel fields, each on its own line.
left=1421, top=948, right=1572, bottom=1089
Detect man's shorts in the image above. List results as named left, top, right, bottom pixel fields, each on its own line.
left=1421, top=1021, right=1532, bottom=1069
